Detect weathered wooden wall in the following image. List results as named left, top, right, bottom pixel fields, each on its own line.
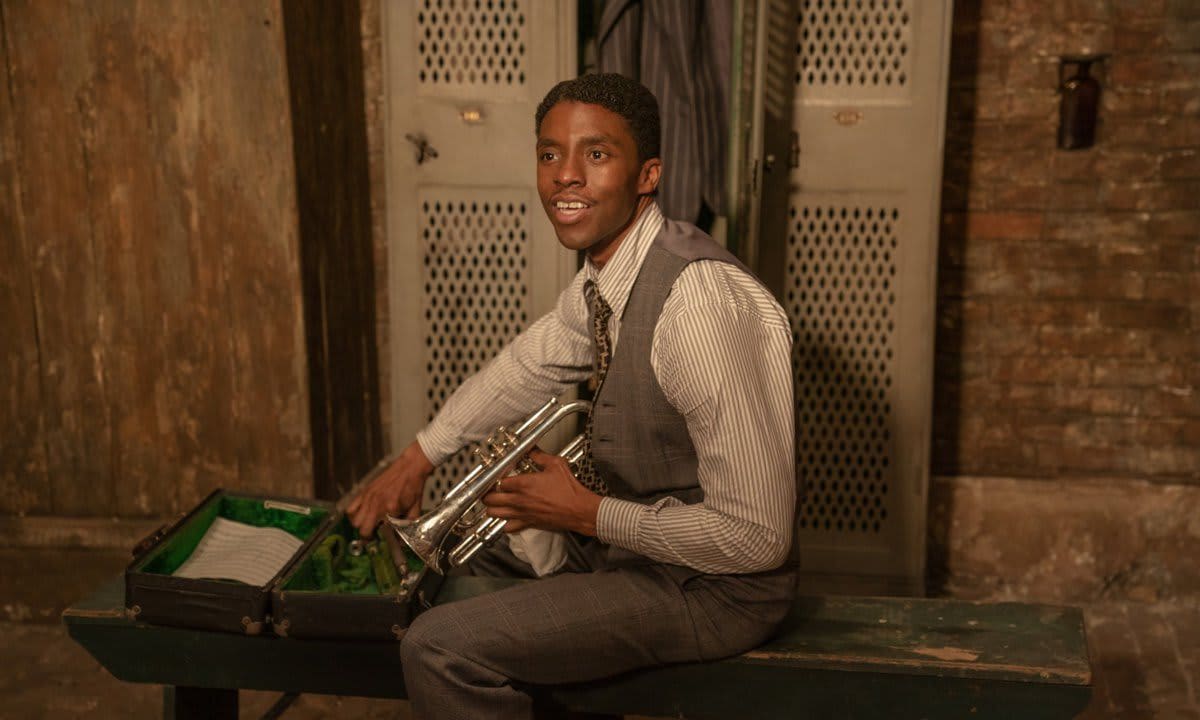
left=282, top=0, right=383, bottom=500
left=0, top=0, right=311, bottom=518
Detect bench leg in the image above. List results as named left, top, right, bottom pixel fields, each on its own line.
left=163, top=685, right=238, bottom=720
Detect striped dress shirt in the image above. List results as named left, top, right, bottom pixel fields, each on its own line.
left=417, top=204, right=796, bottom=574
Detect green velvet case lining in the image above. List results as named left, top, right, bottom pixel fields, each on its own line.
left=282, top=515, right=424, bottom=595
left=138, top=495, right=330, bottom=577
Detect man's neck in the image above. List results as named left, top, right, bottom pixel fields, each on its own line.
left=587, top=196, right=654, bottom=271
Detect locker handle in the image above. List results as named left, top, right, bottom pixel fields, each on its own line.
left=405, top=133, right=439, bottom=165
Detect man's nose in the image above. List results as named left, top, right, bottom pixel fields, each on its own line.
left=555, top=153, right=584, bottom=186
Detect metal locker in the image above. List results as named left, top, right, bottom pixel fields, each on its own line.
left=383, top=0, right=579, bottom=506
left=732, top=0, right=955, bottom=594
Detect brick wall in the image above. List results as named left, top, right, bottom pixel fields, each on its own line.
left=934, top=0, right=1200, bottom=483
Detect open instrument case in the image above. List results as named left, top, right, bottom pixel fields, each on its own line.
left=125, top=488, right=441, bottom=640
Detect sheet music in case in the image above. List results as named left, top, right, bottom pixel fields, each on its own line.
left=124, top=488, right=441, bottom=639
left=124, top=489, right=335, bottom=635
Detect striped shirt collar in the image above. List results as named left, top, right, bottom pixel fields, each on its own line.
left=584, top=202, right=665, bottom=321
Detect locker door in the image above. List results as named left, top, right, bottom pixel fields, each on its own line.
left=735, top=0, right=954, bottom=593
left=383, top=0, right=578, bottom=505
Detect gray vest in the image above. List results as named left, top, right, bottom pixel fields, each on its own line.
left=590, top=219, right=753, bottom=507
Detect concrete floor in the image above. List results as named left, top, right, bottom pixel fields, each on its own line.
left=1, top=549, right=1197, bottom=719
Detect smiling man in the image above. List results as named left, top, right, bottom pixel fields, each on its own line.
left=348, top=73, right=797, bottom=719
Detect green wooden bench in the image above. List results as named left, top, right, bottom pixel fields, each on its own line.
left=64, top=575, right=1091, bottom=719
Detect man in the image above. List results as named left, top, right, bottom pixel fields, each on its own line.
left=348, top=73, right=796, bottom=719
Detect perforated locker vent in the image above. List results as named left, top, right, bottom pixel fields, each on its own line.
left=416, top=0, right=527, bottom=90
left=795, top=0, right=912, bottom=100
left=787, top=203, right=898, bottom=533
left=420, top=192, right=530, bottom=506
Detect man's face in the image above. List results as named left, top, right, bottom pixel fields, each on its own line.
left=536, top=101, right=661, bottom=265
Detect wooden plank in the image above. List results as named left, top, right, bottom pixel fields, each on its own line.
left=1, top=0, right=115, bottom=515
left=71, top=0, right=173, bottom=516
left=0, top=1, right=311, bottom=516
left=65, top=580, right=1092, bottom=686
left=65, top=578, right=1091, bottom=719
left=546, top=658, right=1092, bottom=720
left=206, top=1, right=306, bottom=501
left=282, top=0, right=383, bottom=500
left=0, top=1, right=51, bottom=514
left=746, top=596, right=1091, bottom=684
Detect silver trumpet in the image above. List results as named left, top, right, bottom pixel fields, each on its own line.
left=387, top=397, right=590, bottom=574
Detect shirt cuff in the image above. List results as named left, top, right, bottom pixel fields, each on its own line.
left=596, top=497, right=647, bottom=550
left=414, top=422, right=459, bottom=467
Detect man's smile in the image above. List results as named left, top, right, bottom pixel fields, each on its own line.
left=550, top=197, right=593, bottom=224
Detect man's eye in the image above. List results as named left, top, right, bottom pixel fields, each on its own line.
left=539, top=151, right=557, bottom=162
left=589, top=150, right=606, bottom=161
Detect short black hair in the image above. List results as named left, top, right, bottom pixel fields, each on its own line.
left=535, top=73, right=661, bottom=162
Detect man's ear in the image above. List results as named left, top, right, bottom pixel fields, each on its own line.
left=637, top=158, right=662, bottom=195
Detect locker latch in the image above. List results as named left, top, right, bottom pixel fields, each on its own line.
left=405, top=133, right=439, bottom=165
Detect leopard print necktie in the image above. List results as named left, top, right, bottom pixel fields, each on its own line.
left=573, top=280, right=611, bottom=495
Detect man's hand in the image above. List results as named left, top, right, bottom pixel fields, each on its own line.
left=481, top=449, right=603, bottom=536
left=347, top=440, right=434, bottom=538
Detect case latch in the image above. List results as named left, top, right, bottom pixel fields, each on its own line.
left=131, top=526, right=168, bottom=559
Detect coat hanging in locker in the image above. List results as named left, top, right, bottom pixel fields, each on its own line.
left=595, top=0, right=734, bottom=227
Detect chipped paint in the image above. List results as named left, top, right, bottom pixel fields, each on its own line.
left=910, top=645, right=981, bottom=662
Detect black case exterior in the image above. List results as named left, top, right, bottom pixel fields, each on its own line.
left=269, top=452, right=445, bottom=640
left=270, top=569, right=444, bottom=641
left=124, top=489, right=335, bottom=635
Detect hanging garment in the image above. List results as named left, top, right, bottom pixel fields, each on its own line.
left=597, top=0, right=732, bottom=225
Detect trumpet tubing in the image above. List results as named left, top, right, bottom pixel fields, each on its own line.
left=387, top=397, right=590, bottom=574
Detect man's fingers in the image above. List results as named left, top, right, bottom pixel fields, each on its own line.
left=483, top=477, right=530, bottom=503
left=496, top=474, right=529, bottom=494
left=355, top=492, right=390, bottom=537
left=405, top=503, right=422, bottom=520
left=350, top=504, right=369, bottom=537
left=485, top=504, right=518, bottom=521
left=527, top=448, right=555, bottom=465
left=528, top=450, right=571, bottom=476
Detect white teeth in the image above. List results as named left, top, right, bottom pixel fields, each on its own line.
left=555, top=201, right=586, bottom=210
